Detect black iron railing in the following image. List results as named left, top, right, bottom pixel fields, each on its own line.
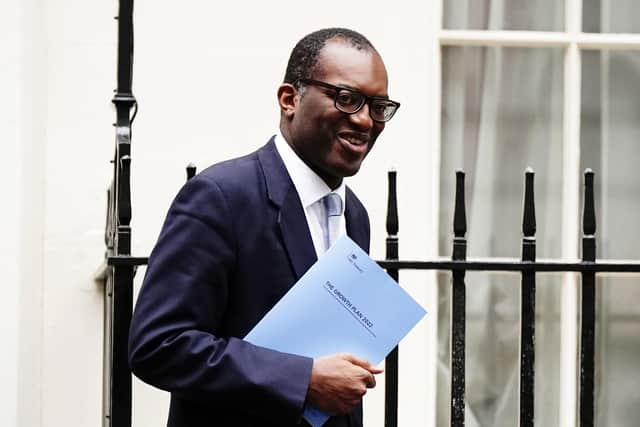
left=379, top=169, right=640, bottom=427
left=95, top=0, right=137, bottom=426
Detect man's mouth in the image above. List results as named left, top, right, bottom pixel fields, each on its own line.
left=338, top=132, right=370, bottom=148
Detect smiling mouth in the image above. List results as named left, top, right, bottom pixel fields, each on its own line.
left=338, top=132, right=370, bottom=148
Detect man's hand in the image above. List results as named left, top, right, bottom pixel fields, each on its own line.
left=306, top=353, right=384, bottom=415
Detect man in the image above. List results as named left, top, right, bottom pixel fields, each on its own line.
left=129, top=28, right=400, bottom=427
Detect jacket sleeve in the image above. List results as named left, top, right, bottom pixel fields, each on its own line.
left=128, top=174, right=313, bottom=424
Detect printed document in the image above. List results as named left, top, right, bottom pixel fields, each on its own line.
left=245, top=235, right=427, bottom=427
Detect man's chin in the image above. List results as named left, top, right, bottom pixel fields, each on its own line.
left=334, top=163, right=363, bottom=179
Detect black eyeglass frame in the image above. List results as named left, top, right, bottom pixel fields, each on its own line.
left=296, top=78, right=400, bottom=123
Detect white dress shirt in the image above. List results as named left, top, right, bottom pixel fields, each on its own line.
left=274, top=131, right=346, bottom=257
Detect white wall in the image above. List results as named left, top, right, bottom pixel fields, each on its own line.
left=4, top=1, right=441, bottom=426
left=2, top=0, right=48, bottom=426
left=37, top=0, right=116, bottom=425
left=1, top=1, right=23, bottom=424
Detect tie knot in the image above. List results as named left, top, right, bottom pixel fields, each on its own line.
left=322, top=193, right=343, bottom=217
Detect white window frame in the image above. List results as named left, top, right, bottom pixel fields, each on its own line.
left=432, top=1, right=640, bottom=425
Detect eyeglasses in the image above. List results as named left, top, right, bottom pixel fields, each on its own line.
left=296, top=78, right=400, bottom=123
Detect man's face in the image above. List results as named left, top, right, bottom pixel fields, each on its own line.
left=285, top=40, right=389, bottom=189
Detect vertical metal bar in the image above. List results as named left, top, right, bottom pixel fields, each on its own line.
left=110, top=152, right=133, bottom=427
left=580, top=169, right=596, bottom=427
left=106, top=0, right=136, bottom=426
left=117, top=155, right=132, bottom=230
left=520, top=168, right=537, bottom=427
left=111, top=265, right=134, bottom=427
left=102, top=185, right=115, bottom=427
left=451, top=170, right=467, bottom=427
left=115, top=0, right=134, bottom=96
left=385, top=170, right=399, bottom=427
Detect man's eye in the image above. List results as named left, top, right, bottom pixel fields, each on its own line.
left=372, top=102, right=387, bottom=114
left=336, top=91, right=360, bottom=107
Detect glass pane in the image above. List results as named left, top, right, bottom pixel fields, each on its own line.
left=443, top=0, right=565, bottom=31
left=440, top=47, right=564, bottom=259
left=438, top=47, right=564, bottom=426
left=581, top=50, right=640, bottom=427
left=583, top=0, right=640, bottom=33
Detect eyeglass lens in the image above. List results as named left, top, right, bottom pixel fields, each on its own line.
left=335, top=89, right=397, bottom=122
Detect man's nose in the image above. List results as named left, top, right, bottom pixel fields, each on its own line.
left=348, top=103, right=374, bottom=130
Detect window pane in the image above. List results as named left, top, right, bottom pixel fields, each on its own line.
left=583, top=0, right=640, bottom=33
left=581, top=50, right=640, bottom=427
left=443, top=0, right=564, bottom=31
left=581, top=50, right=640, bottom=259
left=437, top=273, right=563, bottom=427
left=440, top=47, right=564, bottom=259
left=438, top=47, right=564, bottom=426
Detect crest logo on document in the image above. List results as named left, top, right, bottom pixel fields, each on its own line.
left=347, top=253, right=364, bottom=273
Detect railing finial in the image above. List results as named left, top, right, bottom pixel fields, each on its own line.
left=453, top=169, right=467, bottom=238
left=583, top=169, right=596, bottom=236
left=386, top=169, right=399, bottom=237
left=523, top=168, right=536, bottom=238
left=186, top=163, right=197, bottom=181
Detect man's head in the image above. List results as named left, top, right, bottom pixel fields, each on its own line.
left=278, top=28, right=398, bottom=190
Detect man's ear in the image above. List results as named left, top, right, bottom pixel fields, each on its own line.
left=277, top=83, right=298, bottom=119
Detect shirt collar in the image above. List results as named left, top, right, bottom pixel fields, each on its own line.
left=274, top=131, right=346, bottom=210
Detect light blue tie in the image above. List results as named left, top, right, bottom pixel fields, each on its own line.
left=321, top=193, right=343, bottom=251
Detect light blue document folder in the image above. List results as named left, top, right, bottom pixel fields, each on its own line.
left=244, top=236, right=427, bottom=427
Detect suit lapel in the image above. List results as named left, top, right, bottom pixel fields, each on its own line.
left=345, top=187, right=370, bottom=254
left=258, top=138, right=317, bottom=280
left=278, top=188, right=318, bottom=279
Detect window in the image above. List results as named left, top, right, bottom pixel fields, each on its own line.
left=436, top=1, right=640, bottom=425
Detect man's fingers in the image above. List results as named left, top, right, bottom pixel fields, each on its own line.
left=365, top=373, right=376, bottom=388
left=343, top=354, right=384, bottom=375
left=344, top=354, right=372, bottom=369
left=368, top=365, right=384, bottom=374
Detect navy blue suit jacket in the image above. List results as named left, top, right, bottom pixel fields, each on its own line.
left=129, top=139, right=371, bottom=427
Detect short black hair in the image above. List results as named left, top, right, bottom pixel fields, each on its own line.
left=283, top=28, right=376, bottom=86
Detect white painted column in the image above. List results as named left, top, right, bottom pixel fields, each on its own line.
left=560, top=1, right=582, bottom=426
left=16, top=0, right=48, bottom=425
left=0, top=1, right=48, bottom=426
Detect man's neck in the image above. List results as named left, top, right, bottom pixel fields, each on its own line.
left=279, top=125, right=342, bottom=190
